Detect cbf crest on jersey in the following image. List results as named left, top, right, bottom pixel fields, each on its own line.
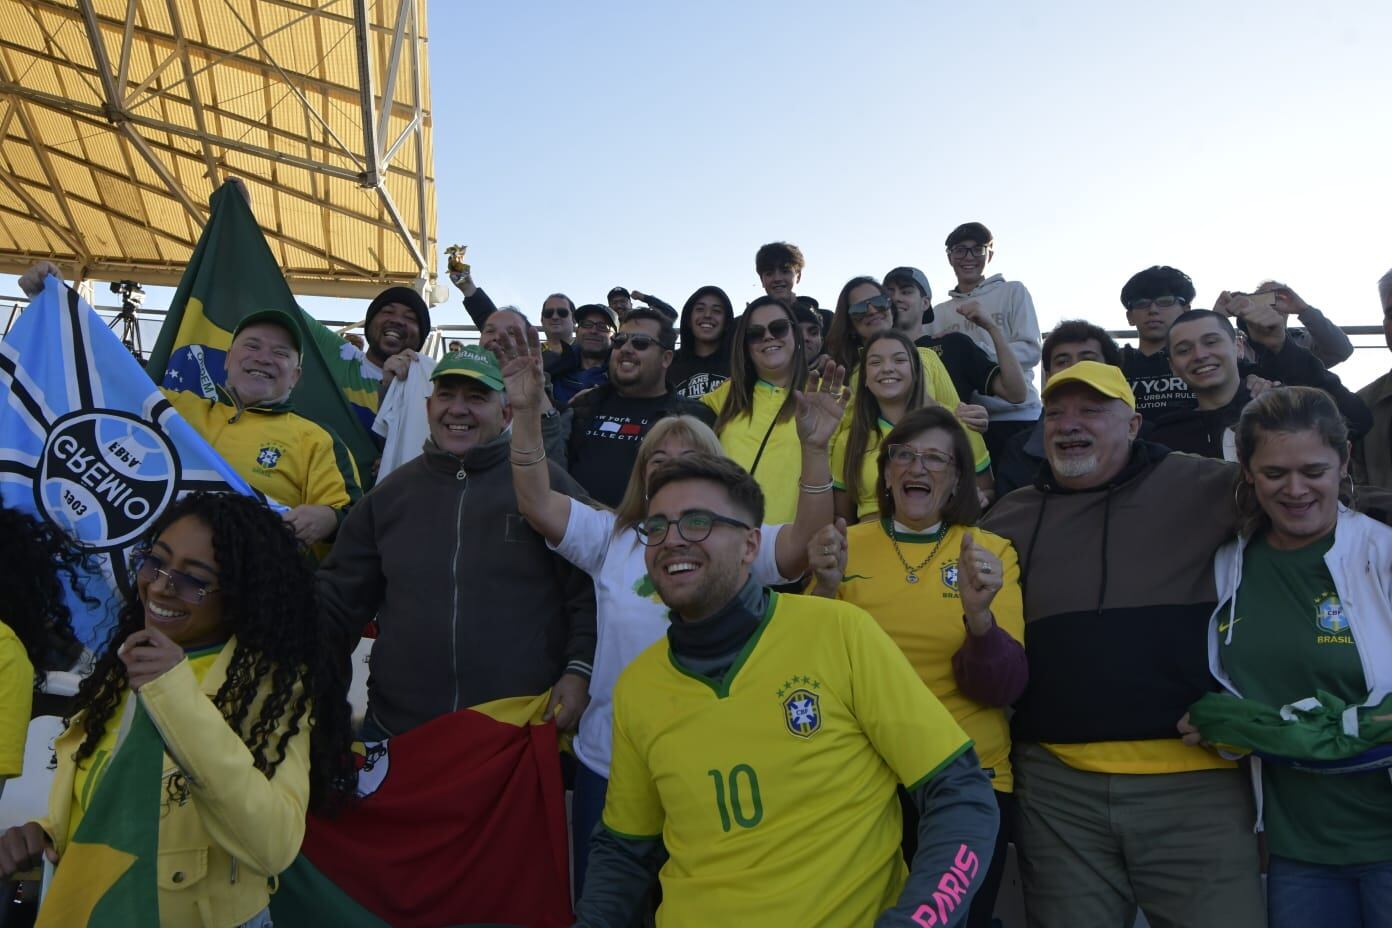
left=779, top=675, right=823, bottom=739
left=0, top=276, right=266, bottom=648
left=256, top=443, right=285, bottom=469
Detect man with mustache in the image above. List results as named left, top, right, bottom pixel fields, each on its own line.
left=980, top=361, right=1265, bottom=928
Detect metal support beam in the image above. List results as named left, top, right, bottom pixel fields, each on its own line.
left=75, top=0, right=121, bottom=116
left=376, top=0, right=412, bottom=150
left=163, top=0, right=222, bottom=186
left=353, top=0, right=381, bottom=185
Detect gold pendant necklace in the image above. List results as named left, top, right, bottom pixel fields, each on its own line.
left=888, top=524, right=947, bottom=584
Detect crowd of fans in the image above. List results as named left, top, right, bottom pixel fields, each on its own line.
left=1, top=225, right=1391, bottom=928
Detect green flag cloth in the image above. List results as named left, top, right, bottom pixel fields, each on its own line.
left=1188, top=690, right=1392, bottom=775
left=144, top=182, right=383, bottom=485
left=36, top=701, right=162, bottom=927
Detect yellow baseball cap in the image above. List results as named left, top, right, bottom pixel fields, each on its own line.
left=1041, top=360, right=1136, bottom=410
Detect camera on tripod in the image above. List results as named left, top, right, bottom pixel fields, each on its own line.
left=110, top=280, right=145, bottom=312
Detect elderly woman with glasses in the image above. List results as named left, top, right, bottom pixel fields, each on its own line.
left=810, top=405, right=1027, bottom=928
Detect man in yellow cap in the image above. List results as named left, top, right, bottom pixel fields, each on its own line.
left=979, top=360, right=1265, bottom=928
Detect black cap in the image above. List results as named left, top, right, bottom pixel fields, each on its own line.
left=606, top=286, right=631, bottom=301
left=365, top=286, right=430, bottom=350
left=575, top=303, right=619, bottom=329
left=883, top=267, right=932, bottom=301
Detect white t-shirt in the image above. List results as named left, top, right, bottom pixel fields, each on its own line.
left=554, top=502, right=790, bottom=778
left=371, top=355, right=436, bottom=479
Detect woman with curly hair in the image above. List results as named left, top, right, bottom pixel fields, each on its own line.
left=0, top=504, right=84, bottom=788
left=0, top=492, right=356, bottom=927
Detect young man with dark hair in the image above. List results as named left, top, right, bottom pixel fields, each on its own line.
left=755, top=241, right=805, bottom=301
left=1151, top=299, right=1371, bottom=460
left=792, top=296, right=826, bottom=368
left=577, top=453, right=999, bottom=927
left=993, top=321, right=1124, bottom=498
left=1118, top=265, right=1199, bottom=421
left=926, top=224, right=1042, bottom=461
left=885, top=265, right=1028, bottom=411
left=565, top=308, right=714, bottom=506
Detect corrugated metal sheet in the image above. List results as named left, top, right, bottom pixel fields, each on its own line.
left=0, top=0, right=436, bottom=298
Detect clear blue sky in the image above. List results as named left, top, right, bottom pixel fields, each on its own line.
left=6, top=0, right=1391, bottom=385
left=421, top=0, right=1391, bottom=384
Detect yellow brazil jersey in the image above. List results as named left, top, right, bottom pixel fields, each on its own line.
left=701, top=381, right=801, bottom=524
left=0, top=620, right=34, bottom=778
left=603, top=591, right=972, bottom=926
left=836, top=520, right=1023, bottom=791
left=830, top=416, right=895, bottom=522
left=67, top=644, right=225, bottom=843
left=162, top=387, right=360, bottom=511
left=841, top=348, right=991, bottom=484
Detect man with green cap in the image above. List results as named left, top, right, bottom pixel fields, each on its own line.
left=318, top=346, right=596, bottom=739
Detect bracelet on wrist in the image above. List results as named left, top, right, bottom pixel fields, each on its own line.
left=510, top=449, right=547, bottom=467
left=798, top=479, right=834, bottom=494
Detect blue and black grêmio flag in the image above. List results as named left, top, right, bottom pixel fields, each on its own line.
left=0, top=275, right=261, bottom=650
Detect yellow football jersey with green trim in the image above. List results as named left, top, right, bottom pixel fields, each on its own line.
left=837, top=520, right=1023, bottom=791
left=603, top=591, right=971, bottom=926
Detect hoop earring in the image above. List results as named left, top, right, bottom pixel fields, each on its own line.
left=1340, top=472, right=1357, bottom=511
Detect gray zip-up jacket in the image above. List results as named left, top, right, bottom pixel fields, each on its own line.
left=317, top=431, right=597, bottom=736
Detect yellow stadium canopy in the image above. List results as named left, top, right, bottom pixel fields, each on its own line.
left=0, top=0, right=436, bottom=298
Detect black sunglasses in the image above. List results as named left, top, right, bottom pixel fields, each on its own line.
left=541, top=307, right=571, bottom=319
left=610, top=333, right=661, bottom=351
left=745, top=318, right=792, bottom=342
left=848, top=294, right=891, bottom=317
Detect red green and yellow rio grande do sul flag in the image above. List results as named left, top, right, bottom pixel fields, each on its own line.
left=143, top=181, right=384, bottom=486
left=270, top=692, right=574, bottom=927
left=36, top=701, right=161, bottom=927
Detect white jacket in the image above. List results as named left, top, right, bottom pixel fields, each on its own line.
left=1206, top=505, right=1392, bottom=829
left=927, top=273, right=1042, bottom=421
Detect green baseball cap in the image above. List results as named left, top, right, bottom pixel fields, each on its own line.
left=232, top=308, right=303, bottom=353
left=430, top=345, right=505, bottom=391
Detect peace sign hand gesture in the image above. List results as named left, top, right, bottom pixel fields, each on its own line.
left=495, top=327, right=547, bottom=413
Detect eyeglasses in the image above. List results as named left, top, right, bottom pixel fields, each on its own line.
left=745, top=318, right=793, bottom=342
left=848, top=295, right=891, bottom=318
left=541, top=307, right=570, bottom=319
left=1126, top=296, right=1189, bottom=312
left=577, top=319, right=612, bottom=332
left=132, top=551, right=220, bottom=604
left=947, top=244, right=990, bottom=260
left=610, top=333, right=661, bottom=351
left=636, top=509, right=753, bottom=547
left=886, top=444, right=955, bottom=473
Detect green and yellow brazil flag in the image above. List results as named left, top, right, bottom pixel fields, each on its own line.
left=144, top=183, right=382, bottom=484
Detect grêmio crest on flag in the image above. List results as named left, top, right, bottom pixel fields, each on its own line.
left=0, top=275, right=265, bottom=650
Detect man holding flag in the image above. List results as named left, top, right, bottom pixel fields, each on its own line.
left=20, top=265, right=361, bottom=547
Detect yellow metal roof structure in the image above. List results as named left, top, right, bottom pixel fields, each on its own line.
left=0, top=0, right=436, bottom=298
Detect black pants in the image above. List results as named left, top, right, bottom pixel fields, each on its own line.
left=899, top=785, right=1016, bottom=928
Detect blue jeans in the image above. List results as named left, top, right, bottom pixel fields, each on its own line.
left=571, top=762, right=609, bottom=903
left=1267, top=854, right=1392, bottom=928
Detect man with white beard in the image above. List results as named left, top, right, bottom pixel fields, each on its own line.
left=978, top=361, right=1265, bottom=928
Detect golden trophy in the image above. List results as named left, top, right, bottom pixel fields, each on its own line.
left=445, top=244, right=469, bottom=280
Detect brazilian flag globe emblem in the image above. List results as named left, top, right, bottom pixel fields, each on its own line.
left=36, top=702, right=162, bottom=927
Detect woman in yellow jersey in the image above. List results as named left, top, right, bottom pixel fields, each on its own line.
left=833, top=329, right=936, bottom=524
left=0, top=493, right=356, bottom=928
left=0, top=504, right=85, bottom=792
left=701, top=295, right=809, bottom=523
left=810, top=405, right=1026, bottom=928
left=825, top=277, right=994, bottom=498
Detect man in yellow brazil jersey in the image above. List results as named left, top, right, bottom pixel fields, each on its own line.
left=576, top=453, right=998, bottom=927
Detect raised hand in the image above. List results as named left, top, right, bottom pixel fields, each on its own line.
left=118, top=628, right=185, bottom=691
left=955, top=299, right=995, bottom=330
left=495, top=326, right=547, bottom=412
left=795, top=361, right=849, bottom=449
left=808, top=518, right=848, bottom=596
left=1221, top=291, right=1287, bottom=352
left=1256, top=280, right=1309, bottom=316
left=18, top=261, right=64, bottom=298
left=956, top=531, right=1003, bottom=633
